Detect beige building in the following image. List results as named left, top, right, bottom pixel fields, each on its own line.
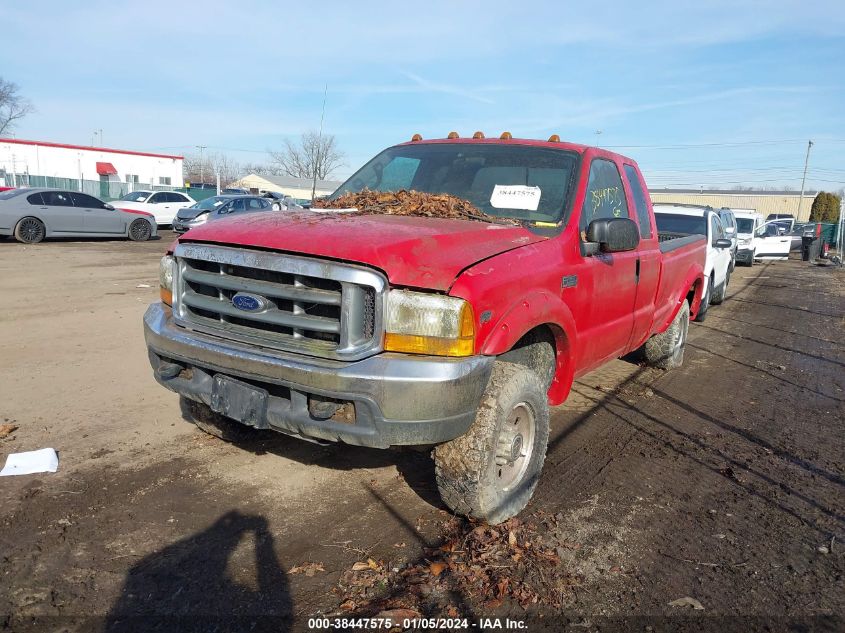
left=234, top=173, right=343, bottom=202
left=649, top=189, right=818, bottom=221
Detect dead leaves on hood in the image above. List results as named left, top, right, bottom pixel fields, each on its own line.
left=313, top=189, right=517, bottom=224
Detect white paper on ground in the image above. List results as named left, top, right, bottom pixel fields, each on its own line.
left=0, top=448, right=59, bottom=476
left=490, top=185, right=541, bottom=211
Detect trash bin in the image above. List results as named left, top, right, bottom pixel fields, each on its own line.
left=801, top=223, right=822, bottom=261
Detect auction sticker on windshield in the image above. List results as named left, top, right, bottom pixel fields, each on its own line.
left=490, top=185, right=541, bottom=211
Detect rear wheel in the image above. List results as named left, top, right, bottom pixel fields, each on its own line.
left=694, top=276, right=712, bottom=323
left=128, top=218, right=153, bottom=241
left=434, top=362, right=549, bottom=524
left=643, top=299, right=689, bottom=369
left=15, top=217, right=45, bottom=244
left=180, top=396, right=272, bottom=442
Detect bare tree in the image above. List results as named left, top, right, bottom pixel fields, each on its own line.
left=241, top=162, right=285, bottom=177
left=183, top=152, right=241, bottom=187
left=269, top=132, right=345, bottom=181
left=0, top=78, right=34, bottom=136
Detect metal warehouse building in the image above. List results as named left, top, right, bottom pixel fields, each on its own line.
left=0, top=138, right=184, bottom=200
left=649, top=189, right=818, bottom=221
left=235, top=173, right=343, bottom=202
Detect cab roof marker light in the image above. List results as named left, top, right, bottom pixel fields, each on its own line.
left=472, top=131, right=485, bottom=139
left=500, top=131, right=512, bottom=140
left=447, top=131, right=460, bottom=139
left=411, top=133, right=423, bottom=142
left=548, top=134, right=561, bottom=142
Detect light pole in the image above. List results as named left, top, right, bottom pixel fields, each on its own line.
left=196, top=145, right=207, bottom=185
left=797, top=140, right=813, bottom=221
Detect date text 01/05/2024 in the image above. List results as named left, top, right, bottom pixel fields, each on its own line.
left=306, top=616, right=528, bottom=630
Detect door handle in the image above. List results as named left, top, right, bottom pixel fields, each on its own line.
left=635, top=258, right=641, bottom=284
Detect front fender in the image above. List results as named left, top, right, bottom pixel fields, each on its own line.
left=478, top=290, right=577, bottom=406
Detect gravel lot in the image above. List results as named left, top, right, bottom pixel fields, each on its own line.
left=0, top=233, right=843, bottom=632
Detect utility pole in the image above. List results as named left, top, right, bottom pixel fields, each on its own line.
left=797, top=140, right=813, bottom=221
left=312, top=84, right=328, bottom=201
left=196, top=145, right=207, bottom=185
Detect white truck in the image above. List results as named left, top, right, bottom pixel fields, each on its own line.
left=654, top=204, right=733, bottom=321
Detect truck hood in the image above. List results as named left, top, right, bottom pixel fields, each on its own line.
left=179, top=211, right=548, bottom=290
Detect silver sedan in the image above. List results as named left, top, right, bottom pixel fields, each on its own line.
left=0, top=188, right=158, bottom=243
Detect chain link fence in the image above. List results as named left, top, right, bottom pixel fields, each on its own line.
left=0, top=172, right=218, bottom=202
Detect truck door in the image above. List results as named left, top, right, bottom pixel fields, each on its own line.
left=575, top=157, right=638, bottom=370
left=622, top=164, right=660, bottom=351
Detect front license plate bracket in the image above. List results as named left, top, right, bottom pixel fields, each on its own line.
left=210, top=375, right=269, bottom=429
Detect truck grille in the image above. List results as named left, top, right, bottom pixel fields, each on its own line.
left=172, top=243, right=386, bottom=360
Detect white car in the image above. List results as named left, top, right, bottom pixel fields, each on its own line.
left=654, top=204, right=733, bottom=322
left=113, top=190, right=196, bottom=226
left=753, top=219, right=792, bottom=261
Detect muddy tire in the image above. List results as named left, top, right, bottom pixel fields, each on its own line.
left=643, top=299, right=689, bottom=370
left=498, top=330, right=556, bottom=390
left=180, top=396, right=270, bottom=442
left=434, top=362, right=549, bottom=524
left=711, top=270, right=730, bottom=305
left=694, top=277, right=712, bottom=323
left=15, top=217, right=46, bottom=244
left=128, top=218, right=153, bottom=241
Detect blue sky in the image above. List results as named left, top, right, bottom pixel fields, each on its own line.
left=2, top=0, right=844, bottom=191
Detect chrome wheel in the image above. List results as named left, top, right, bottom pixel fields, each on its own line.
left=16, top=217, right=45, bottom=243
left=129, top=219, right=152, bottom=241
left=495, top=402, right=535, bottom=491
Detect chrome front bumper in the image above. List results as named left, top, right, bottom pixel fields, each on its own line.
left=143, top=303, right=493, bottom=448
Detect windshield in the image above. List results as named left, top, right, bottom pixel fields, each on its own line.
left=331, top=143, right=580, bottom=223
left=119, top=191, right=151, bottom=202
left=654, top=213, right=707, bottom=235
left=191, top=196, right=230, bottom=210
left=736, top=218, right=755, bottom=233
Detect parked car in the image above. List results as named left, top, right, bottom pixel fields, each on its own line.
left=144, top=134, right=707, bottom=524
left=172, top=195, right=278, bottom=234
left=0, top=188, right=157, bottom=243
left=114, top=190, right=196, bottom=226
left=717, top=207, right=738, bottom=270
left=753, top=219, right=792, bottom=261
left=734, top=210, right=764, bottom=266
left=654, top=204, right=733, bottom=321
left=261, top=191, right=305, bottom=210
left=765, top=213, right=795, bottom=234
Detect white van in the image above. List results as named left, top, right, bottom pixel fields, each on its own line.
left=733, top=210, right=763, bottom=266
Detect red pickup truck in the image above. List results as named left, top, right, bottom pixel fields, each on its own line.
left=145, top=134, right=706, bottom=523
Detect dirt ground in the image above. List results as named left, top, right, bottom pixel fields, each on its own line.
left=0, top=233, right=843, bottom=632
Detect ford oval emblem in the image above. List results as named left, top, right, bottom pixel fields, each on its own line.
left=231, top=292, right=268, bottom=312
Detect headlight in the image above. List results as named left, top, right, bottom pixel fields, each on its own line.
left=739, top=237, right=752, bottom=246
left=383, top=290, right=475, bottom=357
left=159, top=255, right=174, bottom=305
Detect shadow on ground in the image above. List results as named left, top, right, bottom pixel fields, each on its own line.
left=103, top=510, right=292, bottom=633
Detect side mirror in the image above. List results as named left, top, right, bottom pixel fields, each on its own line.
left=585, top=218, right=640, bottom=254
left=104, top=203, right=114, bottom=210
left=715, top=238, right=733, bottom=249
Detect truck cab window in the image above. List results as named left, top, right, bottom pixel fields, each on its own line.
left=623, top=164, right=652, bottom=238
left=580, top=159, right=628, bottom=232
